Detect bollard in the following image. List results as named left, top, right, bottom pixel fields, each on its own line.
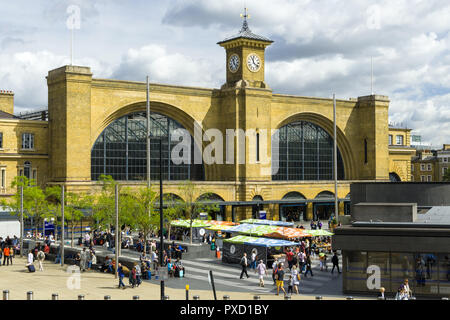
left=27, top=291, right=33, bottom=300
left=3, top=290, right=9, bottom=301
left=193, top=295, right=200, bottom=300
left=163, top=295, right=170, bottom=300
left=253, top=295, right=261, bottom=300
left=284, top=295, right=291, bottom=300
left=104, top=295, right=111, bottom=300
left=346, top=296, right=354, bottom=300
left=78, top=294, right=85, bottom=300
left=52, top=293, right=59, bottom=300
left=315, top=296, right=322, bottom=300
left=133, top=295, right=139, bottom=300
left=223, top=295, right=230, bottom=300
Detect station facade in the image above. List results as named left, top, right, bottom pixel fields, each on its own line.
left=0, top=20, right=411, bottom=223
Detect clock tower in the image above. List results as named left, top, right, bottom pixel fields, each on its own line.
left=217, top=9, right=273, bottom=89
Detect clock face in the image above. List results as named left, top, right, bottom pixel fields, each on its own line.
left=247, top=53, right=261, bottom=72
left=228, top=54, right=240, bottom=73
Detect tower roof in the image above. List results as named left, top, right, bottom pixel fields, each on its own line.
left=217, top=10, right=273, bottom=45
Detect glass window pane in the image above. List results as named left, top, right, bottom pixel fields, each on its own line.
left=438, top=254, right=450, bottom=295
left=91, top=111, right=203, bottom=181
left=272, top=121, right=344, bottom=181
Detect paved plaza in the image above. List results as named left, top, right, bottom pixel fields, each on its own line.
left=0, top=257, right=367, bottom=300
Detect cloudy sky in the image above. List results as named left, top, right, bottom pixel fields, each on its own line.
left=1, top=0, right=450, bottom=147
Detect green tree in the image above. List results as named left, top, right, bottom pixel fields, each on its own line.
left=91, top=175, right=132, bottom=254
left=1, top=176, right=49, bottom=240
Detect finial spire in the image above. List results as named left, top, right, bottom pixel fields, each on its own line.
left=240, top=7, right=251, bottom=31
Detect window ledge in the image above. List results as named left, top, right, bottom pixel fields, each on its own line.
left=20, top=149, right=36, bottom=152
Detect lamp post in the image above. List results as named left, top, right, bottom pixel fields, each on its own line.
left=61, top=185, right=65, bottom=266
left=158, top=137, right=165, bottom=300
left=20, top=185, right=24, bottom=257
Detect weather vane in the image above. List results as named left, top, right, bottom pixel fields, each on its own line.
left=240, top=7, right=250, bottom=31
left=240, top=7, right=250, bottom=21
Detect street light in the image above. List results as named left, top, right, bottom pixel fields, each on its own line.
left=151, top=135, right=165, bottom=300
left=158, top=137, right=165, bottom=300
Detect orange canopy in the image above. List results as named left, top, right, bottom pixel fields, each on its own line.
left=265, top=227, right=312, bottom=240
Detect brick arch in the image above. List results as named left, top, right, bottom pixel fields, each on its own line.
left=275, top=112, right=357, bottom=180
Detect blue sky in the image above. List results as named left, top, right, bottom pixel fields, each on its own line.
left=1, top=0, right=450, bottom=147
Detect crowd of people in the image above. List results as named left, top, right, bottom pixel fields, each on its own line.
left=237, top=237, right=340, bottom=297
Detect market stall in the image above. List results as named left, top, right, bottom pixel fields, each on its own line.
left=239, top=219, right=294, bottom=227
left=170, top=219, right=238, bottom=242
left=222, top=235, right=296, bottom=268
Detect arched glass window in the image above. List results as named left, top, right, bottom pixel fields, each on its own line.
left=91, top=112, right=204, bottom=181
left=389, top=172, right=401, bottom=182
left=24, top=161, right=31, bottom=180
left=272, top=121, right=345, bottom=181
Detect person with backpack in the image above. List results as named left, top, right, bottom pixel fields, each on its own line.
left=239, top=253, right=249, bottom=279
left=37, top=249, right=45, bottom=271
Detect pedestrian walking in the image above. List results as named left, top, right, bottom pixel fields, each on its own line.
left=239, top=253, right=249, bottom=279
left=3, top=246, right=10, bottom=266
left=135, top=262, right=142, bottom=287
left=304, top=254, right=313, bottom=277
left=272, top=258, right=279, bottom=285
left=80, top=248, right=88, bottom=272
left=117, top=263, right=126, bottom=289
left=291, top=265, right=300, bottom=294
left=256, top=260, right=267, bottom=287
left=250, top=250, right=257, bottom=269
left=37, top=249, right=45, bottom=271
left=331, top=252, right=341, bottom=274
left=275, top=264, right=287, bottom=296
left=298, top=250, right=305, bottom=274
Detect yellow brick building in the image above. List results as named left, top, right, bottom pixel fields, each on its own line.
left=0, top=20, right=413, bottom=223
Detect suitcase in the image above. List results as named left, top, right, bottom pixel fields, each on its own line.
left=28, top=264, right=36, bottom=273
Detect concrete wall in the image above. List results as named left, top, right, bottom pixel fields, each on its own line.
left=351, top=182, right=450, bottom=209
left=352, top=202, right=417, bottom=222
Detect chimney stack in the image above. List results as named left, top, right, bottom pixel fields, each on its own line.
left=0, top=90, right=14, bottom=115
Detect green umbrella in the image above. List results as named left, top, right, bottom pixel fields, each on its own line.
left=308, top=229, right=334, bottom=236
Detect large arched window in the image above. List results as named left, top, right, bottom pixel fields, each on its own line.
left=272, top=121, right=345, bottom=181
left=91, top=111, right=204, bottom=181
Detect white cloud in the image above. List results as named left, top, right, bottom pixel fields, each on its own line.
left=0, top=50, right=111, bottom=113
left=112, top=44, right=222, bottom=88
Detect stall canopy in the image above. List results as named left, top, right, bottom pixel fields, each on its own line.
left=308, top=229, right=334, bottom=236
left=223, top=235, right=296, bottom=247
left=223, top=224, right=313, bottom=239
left=171, top=219, right=237, bottom=228
left=264, top=227, right=312, bottom=240
left=239, top=219, right=294, bottom=227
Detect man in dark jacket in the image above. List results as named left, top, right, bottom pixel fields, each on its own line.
left=240, top=253, right=249, bottom=279
left=331, top=252, right=341, bottom=274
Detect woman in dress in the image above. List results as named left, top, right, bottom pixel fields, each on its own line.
left=291, top=265, right=300, bottom=294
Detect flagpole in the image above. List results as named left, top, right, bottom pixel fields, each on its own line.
left=147, top=76, right=151, bottom=189
left=333, top=94, right=339, bottom=225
